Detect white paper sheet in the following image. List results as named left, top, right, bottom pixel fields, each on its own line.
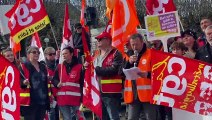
left=123, top=67, right=142, bottom=80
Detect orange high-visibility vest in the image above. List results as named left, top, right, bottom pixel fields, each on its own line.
left=124, top=49, right=152, bottom=103
left=94, top=48, right=123, bottom=93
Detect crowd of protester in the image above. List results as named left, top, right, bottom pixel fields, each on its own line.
left=0, top=17, right=212, bottom=120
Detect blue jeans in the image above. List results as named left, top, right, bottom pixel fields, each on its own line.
left=48, top=106, right=59, bottom=120
left=128, top=100, right=160, bottom=120
left=59, top=105, right=79, bottom=120
left=102, top=97, right=120, bottom=120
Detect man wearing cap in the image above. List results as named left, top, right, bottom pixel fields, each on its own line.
left=93, top=31, right=123, bottom=120
left=195, top=25, right=212, bottom=64
left=73, top=23, right=91, bottom=63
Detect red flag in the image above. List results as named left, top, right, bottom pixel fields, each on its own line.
left=30, top=32, right=45, bottom=62
left=9, top=37, right=21, bottom=57
left=105, top=0, right=117, bottom=20
left=5, top=0, right=50, bottom=43
left=80, top=0, right=86, bottom=26
left=82, top=28, right=102, bottom=119
left=80, top=0, right=89, bottom=32
left=0, top=54, right=20, bottom=119
left=59, top=4, right=74, bottom=63
left=112, top=0, right=140, bottom=54
left=150, top=49, right=212, bottom=116
left=63, top=3, right=73, bottom=48
left=146, top=0, right=176, bottom=15
left=104, top=20, right=112, bottom=34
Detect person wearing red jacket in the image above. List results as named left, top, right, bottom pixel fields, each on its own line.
left=20, top=46, right=50, bottom=120
left=52, top=46, right=84, bottom=120
left=93, top=32, right=123, bottom=120
left=44, top=47, right=59, bottom=120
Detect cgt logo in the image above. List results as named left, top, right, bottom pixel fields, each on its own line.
left=1, top=66, right=17, bottom=120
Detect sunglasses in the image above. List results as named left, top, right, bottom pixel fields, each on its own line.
left=48, top=53, right=56, bottom=56
left=30, top=51, right=40, bottom=54
left=97, top=38, right=108, bottom=42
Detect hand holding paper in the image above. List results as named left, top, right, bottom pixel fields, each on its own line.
left=123, top=67, right=147, bottom=80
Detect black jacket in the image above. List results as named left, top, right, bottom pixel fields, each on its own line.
left=20, top=61, right=50, bottom=106
left=195, top=43, right=212, bottom=64
left=72, top=31, right=91, bottom=53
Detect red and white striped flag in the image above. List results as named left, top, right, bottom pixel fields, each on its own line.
left=82, top=28, right=102, bottom=119
left=30, top=32, right=45, bottom=62
left=59, top=3, right=73, bottom=63
left=62, top=3, right=73, bottom=48
left=104, top=20, right=112, bottom=34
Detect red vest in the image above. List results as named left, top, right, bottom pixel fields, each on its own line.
left=57, top=63, right=82, bottom=106
left=47, top=68, right=58, bottom=98
left=97, top=49, right=122, bottom=93
left=20, top=64, right=30, bottom=106
left=20, top=63, right=52, bottom=106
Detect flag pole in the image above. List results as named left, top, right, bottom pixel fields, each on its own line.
left=178, top=16, right=185, bottom=32
left=140, top=0, right=151, bottom=15
left=49, top=22, right=59, bottom=50
left=138, top=25, right=152, bottom=48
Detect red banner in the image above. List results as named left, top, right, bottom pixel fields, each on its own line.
left=112, top=0, right=139, bottom=54
left=5, top=0, right=50, bottom=43
left=0, top=55, right=20, bottom=119
left=82, top=28, right=102, bottom=119
left=151, top=49, right=212, bottom=116
left=146, top=0, right=176, bottom=15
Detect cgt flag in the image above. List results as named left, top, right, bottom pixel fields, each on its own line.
left=0, top=55, right=20, bottom=120
left=146, top=0, right=176, bottom=15
left=151, top=49, right=212, bottom=116
left=5, top=0, right=50, bottom=43
left=82, top=28, right=102, bottom=119
left=112, top=0, right=139, bottom=54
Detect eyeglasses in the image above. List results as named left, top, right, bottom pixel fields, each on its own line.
left=30, top=51, right=40, bottom=54
left=48, top=53, right=56, bottom=56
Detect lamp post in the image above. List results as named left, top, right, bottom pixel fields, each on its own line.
left=44, top=38, right=49, bottom=47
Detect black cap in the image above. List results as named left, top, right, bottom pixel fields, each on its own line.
left=181, top=29, right=197, bottom=40
left=74, top=23, right=82, bottom=29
